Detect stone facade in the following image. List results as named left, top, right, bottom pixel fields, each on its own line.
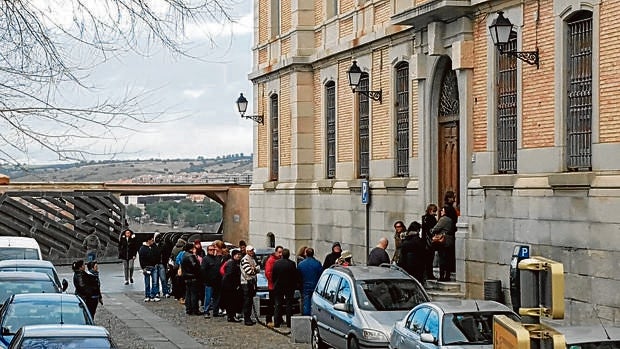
left=249, top=0, right=620, bottom=325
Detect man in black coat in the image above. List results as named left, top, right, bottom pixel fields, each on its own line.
left=322, top=241, right=342, bottom=270
left=367, top=237, right=390, bottom=266
left=200, top=243, right=220, bottom=318
left=398, top=221, right=426, bottom=284
left=221, top=249, right=242, bottom=322
left=181, top=243, right=202, bottom=315
left=272, top=248, right=299, bottom=328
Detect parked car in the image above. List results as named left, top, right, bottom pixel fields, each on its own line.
left=0, top=259, right=68, bottom=291
left=0, top=237, right=42, bottom=261
left=311, top=264, right=430, bottom=349
left=389, top=300, right=519, bottom=349
left=552, top=324, right=620, bottom=349
left=0, top=293, right=94, bottom=348
left=0, top=272, right=61, bottom=303
left=8, top=324, right=117, bottom=349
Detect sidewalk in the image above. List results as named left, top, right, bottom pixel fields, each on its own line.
left=58, top=263, right=202, bottom=349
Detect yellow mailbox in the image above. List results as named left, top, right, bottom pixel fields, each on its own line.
left=518, top=256, right=565, bottom=319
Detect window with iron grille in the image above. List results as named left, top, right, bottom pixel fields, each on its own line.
left=395, top=62, right=409, bottom=177
left=325, top=81, right=336, bottom=179
left=358, top=73, right=369, bottom=178
left=496, top=31, right=518, bottom=174
left=270, top=94, right=279, bottom=181
left=566, top=11, right=592, bottom=171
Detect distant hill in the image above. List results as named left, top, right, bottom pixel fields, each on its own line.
left=0, top=155, right=253, bottom=182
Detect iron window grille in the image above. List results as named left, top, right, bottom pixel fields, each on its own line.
left=395, top=63, right=410, bottom=177
left=358, top=73, right=370, bottom=178
left=567, top=11, right=592, bottom=171
left=270, top=94, right=279, bottom=181
left=497, top=31, right=518, bottom=174
left=326, top=81, right=336, bottom=179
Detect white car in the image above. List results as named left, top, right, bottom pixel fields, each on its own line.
left=0, top=237, right=42, bottom=261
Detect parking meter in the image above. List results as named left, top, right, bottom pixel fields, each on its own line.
left=509, top=245, right=530, bottom=313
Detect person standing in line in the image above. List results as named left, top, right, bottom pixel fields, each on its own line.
left=398, top=221, right=426, bottom=284
left=240, top=245, right=259, bottom=326
left=264, top=245, right=283, bottom=325
left=170, top=238, right=187, bottom=302
left=322, top=241, right=342, bottom=270
left=295, top=246, right=308, bottom=265
left=221, top=249, right=242, bottom=323
left=72, top=260, right=100, bottom=319
left=421, top=204, right=438, bottom=280
left=272, top=248, right=298, bottom=328
left=238, top=240, right=247, bottom=257
left=297, top=247, right=322, bottom=316
left=181, top=243, right=202, bottom=315
left=153, top=233, right=171, bottom=298
left=392, top=221, right=407, bottom=263
left=433, top=205, right=456, bottom=281
left=85, top=261, right=103, bottom=318
left=118, top=229, right=138, bottom=285
left=83, top=228, right=101, bottom=262
left=444, top=190, right=459, bottom=275
left=138, top=235, right=160, bottom=302
left=200, top=243, right=219, bottom=318
left=367, top=237, right=390, bottom=266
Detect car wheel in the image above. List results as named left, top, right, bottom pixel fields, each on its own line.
left=348, top=336, right=360, bottom=349
left=312, top=323, right=327, bottom=349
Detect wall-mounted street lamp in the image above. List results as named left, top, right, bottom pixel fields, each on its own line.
left=488, top=11, right=539, bottom=69
left=235, top=93, right=264, bottom=124
left=347, top=61, right=382, bottom=103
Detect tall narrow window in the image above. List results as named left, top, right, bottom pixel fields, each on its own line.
left=271, top=0, right=280, bottom=38
left=395, top=62, right=409, bottom=177
left=358, top=73, right=370, bottom=178
left=326, top=0, right=338, bottom=19
left=270, top=94, right=279, bottom=181
left=497, top=31, right=518, bottom=174
left=325, top=81, right=336, bottom=179
left=567, top=11, right=592, bottom=171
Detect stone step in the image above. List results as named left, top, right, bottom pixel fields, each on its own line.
left=425, top=279, right=463, bottom=293
left=427, top=289, right=466, bottom=301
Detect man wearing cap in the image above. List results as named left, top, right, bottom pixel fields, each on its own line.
left=322, top=241, right=342, bottom=270
left=240, top=245, right=259, bottom=325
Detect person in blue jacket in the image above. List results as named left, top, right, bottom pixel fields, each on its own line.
left=296, top=247, right=323, bottom=316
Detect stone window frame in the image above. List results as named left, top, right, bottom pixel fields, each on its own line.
left=496, top=31, right=518, bottom=174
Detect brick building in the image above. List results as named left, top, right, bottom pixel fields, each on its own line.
left=248, top=0, right=619, bottom=324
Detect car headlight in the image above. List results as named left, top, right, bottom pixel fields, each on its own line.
left=362, top=329, right=388, bottom=342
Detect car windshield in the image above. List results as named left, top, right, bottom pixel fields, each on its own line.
left=2, top=302, right=90, bottom=334
left=355, top=279, right=428, bottom=311
left=0, top=267, right=58, bottom=285
left=0, top=281, right=59, bottom=303
left=21, top=337, right=113, bottom=348
left=442, top=312, right=520, bottom=345
left=0, top=249, right=39, bottom=261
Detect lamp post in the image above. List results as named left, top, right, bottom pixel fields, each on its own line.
left=235, top=93, right=264, bottom=124
left=347, top=61, right=382, bottom=103
left=488, top=11, right=539, bottom=69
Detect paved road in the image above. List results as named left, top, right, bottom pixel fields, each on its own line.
left=57, top=262, right=310, bottom=349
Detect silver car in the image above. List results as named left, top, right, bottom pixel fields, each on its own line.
left=312, top=264, right=430, bottom=349
left=389, top=300, right=519, bottom=349
left=552, top=325, right=620, bottom=349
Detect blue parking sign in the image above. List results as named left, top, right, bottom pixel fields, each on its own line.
left=361, top=180, right=369, bottom=205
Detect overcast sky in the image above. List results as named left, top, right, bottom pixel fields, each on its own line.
left=28, top=1, right=255, bottom=164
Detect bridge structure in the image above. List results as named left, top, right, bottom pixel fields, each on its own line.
left=0, top=181, right=249, bottom=263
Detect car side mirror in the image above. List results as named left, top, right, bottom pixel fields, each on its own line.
left=333, top=302, right=352, bottom=313
left=61, top=279, right=69, bottom=292
left=2, top=327, right=10, bottom=335
left=420, top=333, right=436, bottom=344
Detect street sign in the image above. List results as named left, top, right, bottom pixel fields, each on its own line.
left=361, top=180, right=369, bottom=205
left=493, top=315, right=531, bottom=349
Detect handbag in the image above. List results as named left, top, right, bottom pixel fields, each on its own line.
left=432, top=233, right=446, bottom=246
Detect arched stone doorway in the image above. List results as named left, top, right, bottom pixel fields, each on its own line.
left=436, top=58, right=460, bottom=205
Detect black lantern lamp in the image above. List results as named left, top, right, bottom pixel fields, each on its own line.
left=347, top=61, right=382, bottom=103
left=488, top=11, right=539, bottom=69
left=235, top=93, right=264, bottom=124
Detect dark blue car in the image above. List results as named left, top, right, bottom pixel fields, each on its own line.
left=0, top=293, right=94, bottom=348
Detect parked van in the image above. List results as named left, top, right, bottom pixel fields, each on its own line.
left=0, top=237, right=43, bottom=260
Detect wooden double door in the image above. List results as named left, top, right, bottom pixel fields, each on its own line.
left=436, top=63, right=459, bottom=206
